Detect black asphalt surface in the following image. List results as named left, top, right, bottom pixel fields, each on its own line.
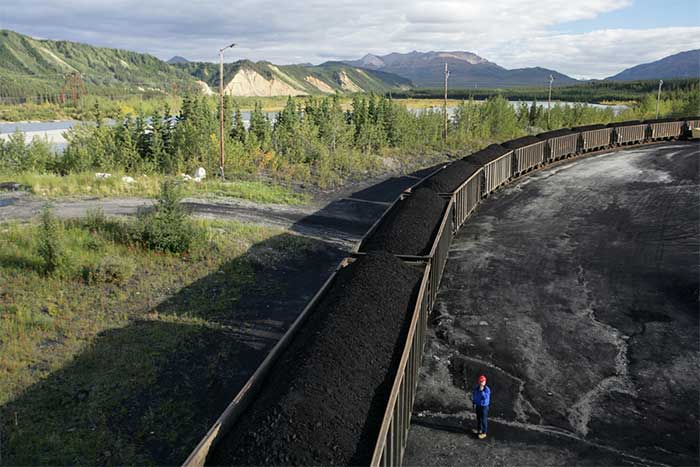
left=405, top=142, right=700, bottom=466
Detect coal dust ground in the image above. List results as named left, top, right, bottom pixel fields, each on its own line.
left=404, top=142, right=700, bottom=467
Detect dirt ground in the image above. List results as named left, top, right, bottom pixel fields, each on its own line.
left=0, top=166, right=444, bottom=248
left=405, top=142, right=700, bottom=466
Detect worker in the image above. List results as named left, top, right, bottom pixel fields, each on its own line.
left=472, top=374, right=490, bottom=439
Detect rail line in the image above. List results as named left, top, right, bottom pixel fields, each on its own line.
left=183, top=116, right=698, bottom=467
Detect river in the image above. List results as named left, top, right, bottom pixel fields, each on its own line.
left=0, top=101, right=628, bottom=152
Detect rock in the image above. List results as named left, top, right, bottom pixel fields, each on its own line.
left=95, top=172, right=112, bottom=179
left=121, top=176, right=135, bottom=184
left=194, top=167, right=206, bottom=179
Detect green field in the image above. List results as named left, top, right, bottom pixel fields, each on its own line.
left=0, top=212, right=320, bottom=465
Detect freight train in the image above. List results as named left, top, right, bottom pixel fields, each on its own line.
left=184, top=116, right=698, bottom=467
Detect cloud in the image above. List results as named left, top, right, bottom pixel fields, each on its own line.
left=1, top=0, right=698, bottom=78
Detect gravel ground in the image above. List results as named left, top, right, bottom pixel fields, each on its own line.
left=405, top=141, right=700, bottom=467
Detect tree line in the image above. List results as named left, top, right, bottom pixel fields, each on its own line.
left=1, top=89, right=695, bottom=188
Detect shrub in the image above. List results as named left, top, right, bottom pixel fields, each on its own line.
left=136, top=179, right=202, bottom=253
left=84, top=207, right=107, bottom=232
left=81, top=256, right=135, bottom=285
left=37, top=205, right=64, bottom=275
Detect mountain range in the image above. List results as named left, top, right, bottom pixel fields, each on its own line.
left=0, top=29, right=410, bottom=98
left=343, top=51, right=578, bottom=88
left=606, top=49, right=700, bottom=81
left=0, top=28, right=697, bottom=100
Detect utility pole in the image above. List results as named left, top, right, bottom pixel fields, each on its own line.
left=219, top=42, right=236, bottom=180
left=547, top=74, right=554, bottom=128
left=655, top=79, right=663, bottom=119
left=443, top=63, right=449, bottom=143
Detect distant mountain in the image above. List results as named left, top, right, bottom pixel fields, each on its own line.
left=167, top=55, right=190, bottom=64
left=173, top=60, right=412, bottom=97
left=606, top=50, right=700, bottom=81
left=344, top=50, right=578, bottom=88
left=0, top=29, right=196, bottom=97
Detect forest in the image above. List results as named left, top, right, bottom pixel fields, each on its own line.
left=1, top=88, right=697, bottom=189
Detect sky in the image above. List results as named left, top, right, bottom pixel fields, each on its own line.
left=1, top=0, right=699, bottom=79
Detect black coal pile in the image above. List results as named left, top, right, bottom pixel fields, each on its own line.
left=206, top=253, right=423, bottom=467
left=573, top=124, right=607, bottom=132
left=463, top=143, right=511, bottom=166
left=536, top=128, right=573, bottom=139
left=644, top=117, right=679, bottom=123
left=502, top=135, right=542, bottom=149
left=361, top=187, right=448, bottom=256
left=422, top=160, right=481, bottom=193
left=607, top=120, right=642, bottom=127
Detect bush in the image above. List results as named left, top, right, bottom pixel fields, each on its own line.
left=84, top=207, right=107, bottom=232
left=81, top=256, right=135, bottom=284
left=136, top=179, right=202, bottom=253
left=37, top=205, right=64, bottom=275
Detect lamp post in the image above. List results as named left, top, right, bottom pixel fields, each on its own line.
left=219, top=42, right=236, bottom=180
left=547, top=74, right=554, bottom=128
left=443, top=62, right=449, bottom=143
left=655, top=79, right=663, bottom=119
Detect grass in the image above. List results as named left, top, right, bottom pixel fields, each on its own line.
left=0, top=172, right=311, bottom=205
left=0, top=215, right=317, bottom=465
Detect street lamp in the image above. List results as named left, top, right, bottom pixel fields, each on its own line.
left=655, top=79, right=663, bottom=119
left=219, top=42, right=236, bottom=180
left=547, top=74, right=554, bottom=128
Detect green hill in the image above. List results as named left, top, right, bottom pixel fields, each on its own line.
left=0, top=29, right=412, bottom=101
left=0, top=29, right=196, bottom=100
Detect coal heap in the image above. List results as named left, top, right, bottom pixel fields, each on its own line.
left=422, top=160, right=481, bottom=194
left=502, top=135, right=542, bottom=149
left=206, top=253, right=423, bottom=466
left=361, top=187, right=448, bottom=256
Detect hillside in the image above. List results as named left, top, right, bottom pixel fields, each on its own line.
left=344, top=50, right=578, bottom=88
left=173, top=60, right=412, bottom=96
left=0, top=29, right=196, bottom=99
left=606, top=49, right=700, bottom=81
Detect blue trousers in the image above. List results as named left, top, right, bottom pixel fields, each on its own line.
left=475, top=405, right=489, bottom=434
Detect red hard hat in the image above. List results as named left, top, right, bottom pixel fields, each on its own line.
left=478, top=375, right=487, bottom=383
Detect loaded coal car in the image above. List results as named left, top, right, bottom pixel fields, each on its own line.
left=645, top=117, right=685, bottom=140
left=195, top=253, right=429, bottom=467
left=536, top=128, right=579, bottom=161
left=502, top=135, right=547, bottom=176
left=608, top=120, right=648, bottom=145
left=358, top=187, right=453, bottom=307
left=573, top=123, right=613, bottom=152
left=420, top=159, right=483, bottom=230
left=461, top=143, right=514, bottom=196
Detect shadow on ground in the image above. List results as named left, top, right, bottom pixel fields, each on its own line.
left=0, top=164, right=445, bottom=465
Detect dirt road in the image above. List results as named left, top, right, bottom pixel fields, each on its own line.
left=0, top=168, right=442, bottom=248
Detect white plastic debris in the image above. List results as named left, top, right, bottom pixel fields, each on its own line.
left=193, top=177, right=202, bottom=183
left=121, top=176, right=135, bottom=184
left=95, top=173, right=112, bottom=179
left=194, top=167, right=206, bottom=179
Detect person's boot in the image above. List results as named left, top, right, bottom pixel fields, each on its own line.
left=478, top=433, right=487, bottom=439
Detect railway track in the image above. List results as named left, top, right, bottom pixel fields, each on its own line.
left=184, top=117, right=699, bottom=467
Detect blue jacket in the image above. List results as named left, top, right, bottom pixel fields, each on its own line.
left=472, top=385, right=490, bottom=407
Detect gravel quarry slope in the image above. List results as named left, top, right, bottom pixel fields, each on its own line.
left=405, top=142, right=700, bottom=466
